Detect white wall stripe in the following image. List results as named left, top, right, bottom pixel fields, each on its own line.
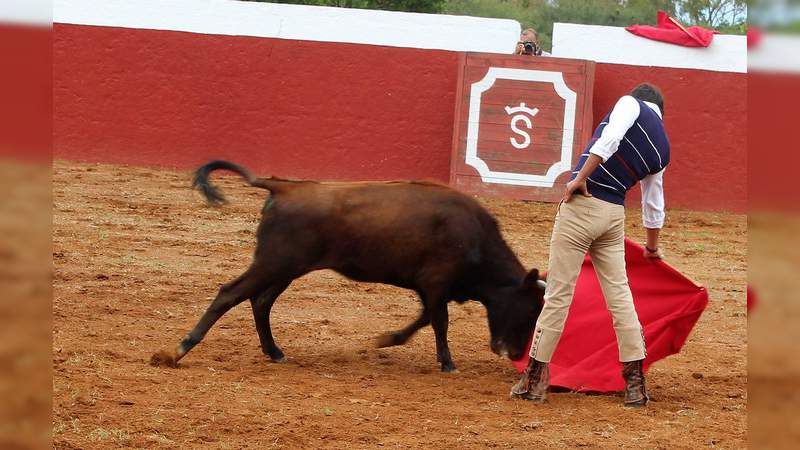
left=54, top=0, right=521, bottom=53
left=552, top=22, right=746, bottom=73
left=749, top=34, right=800, bottom=74
left=0, top=0, right=51, bottom=25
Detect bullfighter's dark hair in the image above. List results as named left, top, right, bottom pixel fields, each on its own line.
left=630, top=83, right=664, bottom=116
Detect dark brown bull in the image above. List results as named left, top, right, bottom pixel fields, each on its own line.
left=151, top=160, right=544, bottom=372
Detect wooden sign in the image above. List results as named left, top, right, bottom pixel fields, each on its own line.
left=449, top=53, right=595, bottom=202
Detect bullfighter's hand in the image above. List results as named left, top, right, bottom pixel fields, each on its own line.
left=643, top=246, right=663, bottom=260
left=563, top=179, right=591, bottom=202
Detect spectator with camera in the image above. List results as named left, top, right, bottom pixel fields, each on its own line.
left=515, top=28, right=550, bottom=56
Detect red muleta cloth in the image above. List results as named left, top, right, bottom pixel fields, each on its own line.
left=625, top=10, right=718, bottom=47
left=511, top=239, right=708, bottom=392
left=747, top=27, right=764, bottom=49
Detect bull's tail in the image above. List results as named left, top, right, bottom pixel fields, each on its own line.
left=192, top=160, right=277, bottom=205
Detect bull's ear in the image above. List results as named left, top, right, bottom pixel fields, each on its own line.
left=523, top=268, right=540, bottom=290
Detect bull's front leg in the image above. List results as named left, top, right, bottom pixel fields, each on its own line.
left=430, top=301, right=456, bottom=373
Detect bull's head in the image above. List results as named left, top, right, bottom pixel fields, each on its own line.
left=485, top=268, right=545, bottom=361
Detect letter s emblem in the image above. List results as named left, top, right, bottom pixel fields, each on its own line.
left=505, top=103, right=539, bottom=150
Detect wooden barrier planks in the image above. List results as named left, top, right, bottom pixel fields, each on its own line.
left=450, top=53, right=595, bottom=202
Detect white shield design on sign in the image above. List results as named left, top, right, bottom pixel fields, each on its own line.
left=465, top=68, right=577, bottom=187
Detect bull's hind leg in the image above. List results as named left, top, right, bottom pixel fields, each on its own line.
left=250, top=281, right=291, bottom=363
left=151, top=268, right=268, bottom=367
left=375, top=307, right=430, bottom=348
left=407, top=284, right=456, bottom=373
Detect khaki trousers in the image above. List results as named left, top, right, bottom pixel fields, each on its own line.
left=530, top=195, right=646, bottom=363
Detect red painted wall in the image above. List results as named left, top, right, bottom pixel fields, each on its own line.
left=749, top=72, right=799, bottom=212
left=592, top=64, right=746, bottom=213
left=1, top=24, right=52, bottom=161
left=54, top=24, right=458, bottom=182
left=54, top=24, right=745, bottom=212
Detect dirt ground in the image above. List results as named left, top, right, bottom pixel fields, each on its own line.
left=52, top=160, right=747, bottom=449
left=0, top=161, right=51, bottom=450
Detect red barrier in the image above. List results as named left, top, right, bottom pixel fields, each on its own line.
left=749, top=71, right=800, bottom=212
left=0, top=24, right=52, bottom=161
left=54, top=24, right=458, bottom=182
left=53, top=23, right=746, bottom=212
left=593, top=64, right=746, bottom=212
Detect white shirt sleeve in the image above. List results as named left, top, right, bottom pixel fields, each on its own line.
left=588, top=95, right=641, bottom=162
left=641, top=169, right=666, bottom=229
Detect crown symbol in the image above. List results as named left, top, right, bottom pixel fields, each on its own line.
left=505, top=102, right=539, bottom=116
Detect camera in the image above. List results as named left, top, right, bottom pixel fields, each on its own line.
left=522, top=41, right=541, bottom=56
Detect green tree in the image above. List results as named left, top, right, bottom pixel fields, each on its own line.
left=676, top=0, right=747, bottom=28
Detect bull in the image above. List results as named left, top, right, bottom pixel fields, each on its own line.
left=151, top=160, right=544, bottom=372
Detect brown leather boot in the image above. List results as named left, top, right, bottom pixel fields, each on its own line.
left=510, top=358, right=549, bottom=402
left=622, top=360, right=648, bottom=407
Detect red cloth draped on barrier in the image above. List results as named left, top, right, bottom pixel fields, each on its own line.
left=625, top=10, right=718, bottom=48
left=511, top=239, right=708, bottom=392
left=747, top=27, right=764, bottom=49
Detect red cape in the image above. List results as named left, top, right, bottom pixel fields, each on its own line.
left=625, top=10, right=718, bottom=48
left=511, top=239, right=708, bottom=392
left=747, top=27, right=764, bottom=49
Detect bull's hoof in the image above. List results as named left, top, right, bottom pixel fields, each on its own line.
left=440, top=362, right=459, bottom=373
left=268, top=353, right=287, bottom=363
left=375, top=332, right=401, bottom=348
left=264, top=347, right=287, bottom=363
left=150, top=350, right=178, bottom=368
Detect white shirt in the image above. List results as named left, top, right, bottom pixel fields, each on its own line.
left=587, top=96, right=666, bottom=229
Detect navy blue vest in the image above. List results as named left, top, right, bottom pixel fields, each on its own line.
left=570, top=99, right=670, bottom=205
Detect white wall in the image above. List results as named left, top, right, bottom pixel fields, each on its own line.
left=749, top=34, right=800, bottom=73
left=552, top=22, right=746, bottom=73
left=54, top=0, right=521, bottom=54
left=0, top=0, right=52, bottom=25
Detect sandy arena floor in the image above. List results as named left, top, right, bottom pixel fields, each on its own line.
left=52, top=160, right=746, bottom=449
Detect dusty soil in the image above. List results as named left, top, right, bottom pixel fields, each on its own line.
left=748, top=214, right=800, bottom=448
left=0, top=161, right=51, bottom=450
left=52, top=160, right=747, bottom=449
